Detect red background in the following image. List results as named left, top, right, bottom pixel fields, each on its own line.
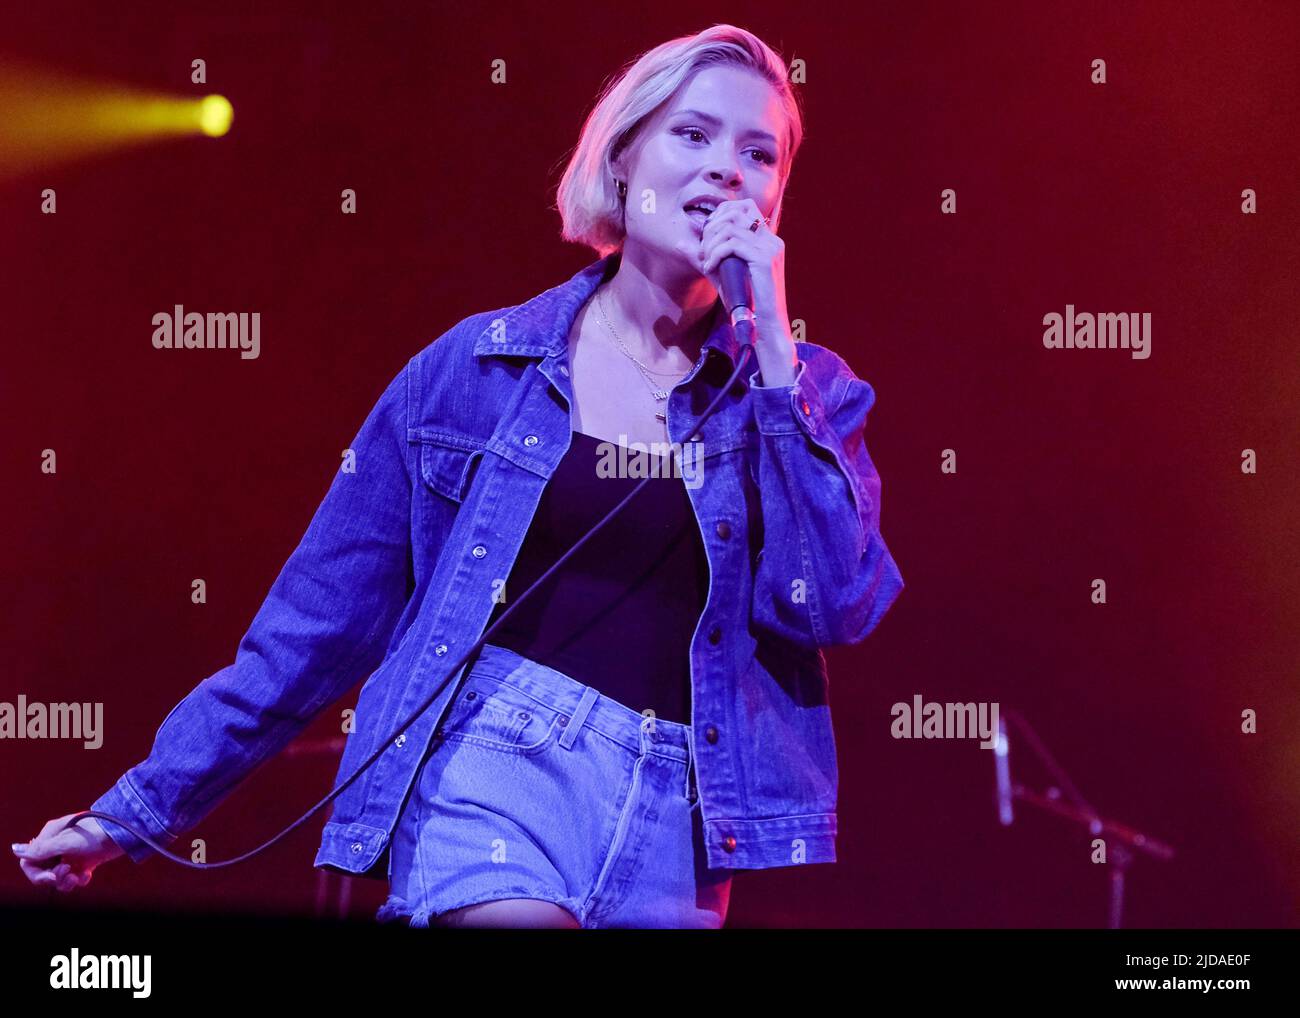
left=2, top=0, right=1297, bottom=927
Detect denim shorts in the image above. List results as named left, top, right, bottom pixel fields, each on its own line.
left=375, top=642, right=733, bottom=929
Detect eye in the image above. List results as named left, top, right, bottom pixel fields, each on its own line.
left=676, top=127, right=777, bottom=166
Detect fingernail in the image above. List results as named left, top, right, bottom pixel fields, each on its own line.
left=11, top=844, right=26, bottom=854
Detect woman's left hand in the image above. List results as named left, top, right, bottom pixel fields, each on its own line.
left=686, top=198, right=797, bottom=381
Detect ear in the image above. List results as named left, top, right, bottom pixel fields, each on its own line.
left=610, top=125, right=645, bottom=191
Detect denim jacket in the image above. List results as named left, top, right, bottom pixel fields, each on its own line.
left=91, top=252, right=904, bottom=875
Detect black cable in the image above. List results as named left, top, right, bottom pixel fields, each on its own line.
left=62, top=336, right=758, bottom=869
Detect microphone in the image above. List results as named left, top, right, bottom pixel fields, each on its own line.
left=693, top=197, right=756, bottom=338
left=718, top=255, right=754, bottom=321
left=717, top=254, right=756, bottom=350
left=700, top=206, right=755, bottom=329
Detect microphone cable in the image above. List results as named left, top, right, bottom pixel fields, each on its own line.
left=59, top=322, right=759, bottom=870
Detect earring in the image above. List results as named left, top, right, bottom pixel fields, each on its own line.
left=615, top=178, right=626, bottom=198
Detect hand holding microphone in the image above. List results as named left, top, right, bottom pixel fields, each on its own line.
left=685, top=197, right=766, bottom=317
left=682, top=196, right=796, bottom=383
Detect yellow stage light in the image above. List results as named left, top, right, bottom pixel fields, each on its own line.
left=198, top=95, right=233, bottom=137
left=0, top=60, right=234, bottom=177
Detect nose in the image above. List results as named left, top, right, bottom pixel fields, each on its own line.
left=707, top=160, right=743, bottom=192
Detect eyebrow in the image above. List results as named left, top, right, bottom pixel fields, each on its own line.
left=671, top=109, right=778, bottom=147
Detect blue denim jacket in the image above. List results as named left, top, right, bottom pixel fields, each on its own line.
left=91, top=252, right=904, bottom=875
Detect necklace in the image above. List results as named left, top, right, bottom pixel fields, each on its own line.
left=595, top=288, right=692, bottom=423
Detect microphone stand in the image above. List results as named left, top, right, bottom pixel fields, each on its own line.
left=994, top=708, right=1175, bottom=928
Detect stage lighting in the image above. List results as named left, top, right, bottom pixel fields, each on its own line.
left=198, top=95, right=233, bottom=137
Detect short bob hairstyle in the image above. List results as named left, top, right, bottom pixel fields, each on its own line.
left=556, top=24, right=804, bottom=258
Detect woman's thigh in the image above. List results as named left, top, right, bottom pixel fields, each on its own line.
left=432, top=898, right=581, bottom=929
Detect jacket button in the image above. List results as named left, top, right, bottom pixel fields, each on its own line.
left=350, top=842, right=363, bottom=854
left=524, top=435, right=539, bottom=446
left=705, top=725, right=718, bottom=744
left=559, top=364, right=570, bottom=376
left=472, top=544, right=487, bottom=558
left=722, top=836, right=736, bottom=853
left=708, top=626, right=721, bottom=645
left=394, top=733, right=406, bottom=748
left=716, top=520, right=731, bottom=540
left=435, top=643, right=448, bottom=656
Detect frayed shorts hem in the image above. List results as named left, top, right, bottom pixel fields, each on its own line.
left=376, top=888, right=582, bottom=929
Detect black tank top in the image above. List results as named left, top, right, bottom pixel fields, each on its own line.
left=484, top=430, right=710, bottom=725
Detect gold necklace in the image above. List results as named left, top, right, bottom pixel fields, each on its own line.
left=595, top=289, right=691, bottom=423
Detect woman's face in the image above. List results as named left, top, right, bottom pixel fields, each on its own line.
left=616, top=65, right=786, bottom=274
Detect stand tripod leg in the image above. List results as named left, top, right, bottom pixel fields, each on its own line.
left=1107, top=843, right=1133, bottom=929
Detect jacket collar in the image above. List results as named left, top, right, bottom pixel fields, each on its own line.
left=471, top=251, right=741, bottom=372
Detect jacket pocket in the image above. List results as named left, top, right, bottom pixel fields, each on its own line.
left=417, top=434, right=485, bottom=504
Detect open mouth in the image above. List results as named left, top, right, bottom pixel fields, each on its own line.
left=683, top=201, right=717, bottom=230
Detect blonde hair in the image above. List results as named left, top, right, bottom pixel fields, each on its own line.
left=555, top=24, right=804, bottom=257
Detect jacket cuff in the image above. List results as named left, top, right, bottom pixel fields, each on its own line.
left=88, top=774, right=178, bottom=864
left=747, top=358, right=827, bottom=438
